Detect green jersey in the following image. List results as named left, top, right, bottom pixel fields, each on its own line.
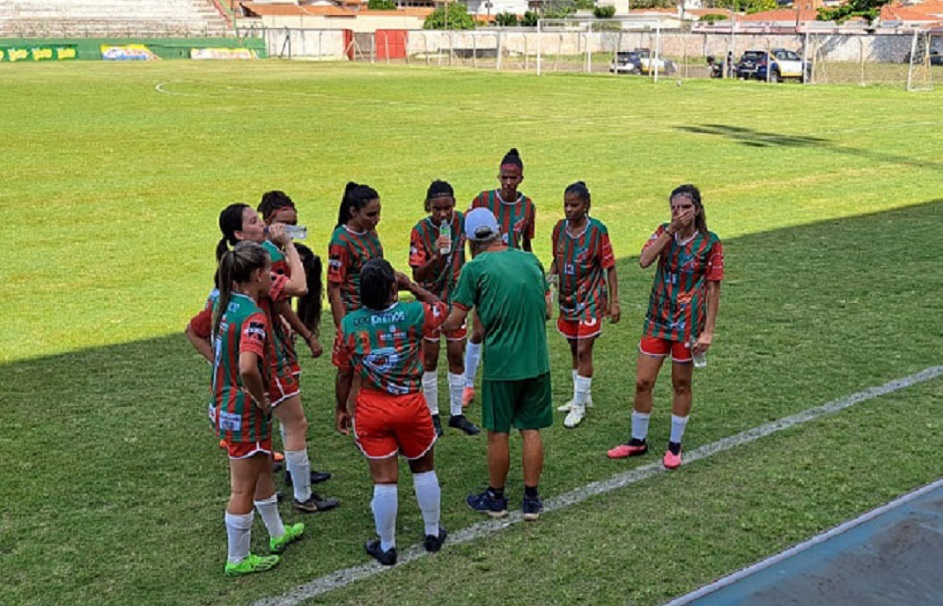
left=452, top=249, right=550, bottom=381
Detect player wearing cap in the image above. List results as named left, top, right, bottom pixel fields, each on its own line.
left=442, top=208, right=552, bottom=522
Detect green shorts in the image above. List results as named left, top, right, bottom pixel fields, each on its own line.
left=481, top=372, right=552, bottom=433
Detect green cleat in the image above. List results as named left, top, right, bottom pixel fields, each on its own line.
left=270, top=522, right=305, bottom=554
left=224, top=553, right=280, bottom=577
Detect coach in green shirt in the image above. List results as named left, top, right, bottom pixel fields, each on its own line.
left=443, top=208, right=552, bottom=522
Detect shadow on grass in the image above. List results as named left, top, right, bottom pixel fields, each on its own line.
left=2, top=198, right=943, bottom=606
left=677, top=123, right=943, bottom=171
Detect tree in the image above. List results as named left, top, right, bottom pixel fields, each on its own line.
left=574, top=0, right=595, bottom=9
left=521, top=10, right=540, bottom=26
left=495, top=11, right=519, bottom=26
left=817, top=0, right=891, bottom=25
left=423, top=2, right=477, bottom=29
left=367, top=0, right=397, bottom=8
left=593, top=5, right=616, bottom=17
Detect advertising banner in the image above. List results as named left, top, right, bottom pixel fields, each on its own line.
left=101, top=44, right=159, bottom=61
left=190, top=47, right=258, bottom=60
left=0, top=45, right=78, bottom=62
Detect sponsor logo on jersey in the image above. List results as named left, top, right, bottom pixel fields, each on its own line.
left=362, top=347, right=399, bottom=374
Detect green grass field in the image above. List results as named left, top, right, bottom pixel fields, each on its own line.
left=2, top=61, right=942, bottom=606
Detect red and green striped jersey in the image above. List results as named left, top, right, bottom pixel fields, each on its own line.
left=642, top=224, right=724, bottom=343
left=209, top=292, right=272, bottom=444
left=333, top=301, right=448, bottom=394
left=408, top=212, right=466, bottom=303
left=327, top=225, right=384, bottom=314
left=262, top=240, right=289, bottom=277
left=551, top=217, right=616, bottom=322
left=469, top=190, right=535, bottom=250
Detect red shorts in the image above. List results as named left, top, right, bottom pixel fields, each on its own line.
left=639, top=336, right=693, bottom=363
left=227, top=437, right=273, bottom=460
left=424, top=318, right=467, bottom=342
left=352, top=388, right=437, bottom=460
left=270, top=372, right=300, bottom=408
left=557, top=316, right=603, bottom=340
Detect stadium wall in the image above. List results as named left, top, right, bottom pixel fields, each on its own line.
left=0, top=36, right=266, bottom=60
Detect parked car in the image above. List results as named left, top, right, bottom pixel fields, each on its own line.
left=736, top=48, right=811, bottom=82
left=609, top=48, right=677, bottom=75
left=903, top=48, right=943, bottom=65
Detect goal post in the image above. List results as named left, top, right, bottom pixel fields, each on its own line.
left=906, top=27, right=940, bottom=92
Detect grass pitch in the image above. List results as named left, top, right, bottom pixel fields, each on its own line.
left=1, top=61, right=941, bottom=605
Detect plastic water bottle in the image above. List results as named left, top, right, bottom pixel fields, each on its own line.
left=548, top=274, right=559, bottom=305
left=284, top=224, right=308, bottom=240
left=691, top=337, right=707, bottom=368
left=439, top=220, right=451, bottom=255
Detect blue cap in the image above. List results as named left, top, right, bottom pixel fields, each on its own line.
left=464, top=208, right=500, bottom=242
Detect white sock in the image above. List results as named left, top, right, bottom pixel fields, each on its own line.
left=464, top=342, right=482, bottom=387
left=574, top=375, right=592, bottom=408
left=670, top=414, right=689, bottom=445
left=412, top=471, right=441, bottom=537
left=285, top=449, right=312, bottom=502
left=253, top=494, right=285, bottom=540
left=447, top=372, right=464, bottom=417
left=372, top=483, right=398, bottom=552
left=225, top=510, right=253, bottom=564
left=423, top=372, right=439, bottom=415
left=631, top=411, right=651, bottom=441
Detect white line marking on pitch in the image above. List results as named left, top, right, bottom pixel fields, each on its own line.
left=663, top=476, right=943, bottom=606
left=253, top=365, right=943, bottom=606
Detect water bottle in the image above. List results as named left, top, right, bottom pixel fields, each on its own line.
left=691, top=337, right=707, bottom=368
left=438, top=219, right=451, bottom=255
left=284, top=224, right=308, bottom=240
left=548, top=274, right=559, bottom=305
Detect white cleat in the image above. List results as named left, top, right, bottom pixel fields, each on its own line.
left=563, top=406, right=586, bottom=428
left=557, top=395, right=593, bottom=412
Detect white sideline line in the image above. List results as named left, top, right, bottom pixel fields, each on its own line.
left=252, top=365, right=943, bottom=606
left=663, top=476, right=943, bottom=606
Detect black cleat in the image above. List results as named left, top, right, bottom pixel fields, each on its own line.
left=365, top=539, right=397, bottom=566
left=292, top=493, right=340, bottom=513
left=432, top=414, right=444, bottom=438
left=424, top=526, right=448, bottom=553
left=449, top=414, right=481, bottom=436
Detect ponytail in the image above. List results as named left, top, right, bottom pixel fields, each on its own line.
left=295, top=243, right=324, bottom=338
left=336, top=181, right=380, bottom=228
left=212, top=241, right=271, bottom=339
left=217, top=203, right=250, bottom=261
left=213, top=251, right=237, bottom=340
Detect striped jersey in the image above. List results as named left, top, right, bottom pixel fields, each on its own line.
left=328, top=225, right=384, bottom=314
left=208, top=292, right=272, bottom=443
left=642, top=224, right=724, bottom=342
left=408, top=212, right=466, bottom=303
left=262, top=240, right=288, bottom=277
left=469, top=190, right=535, bottom=250
left=551, top=217, right=616, bottom=322
left=333, top=300, right=448, bottom=395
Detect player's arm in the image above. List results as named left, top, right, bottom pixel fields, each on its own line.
left=185, top=307, right=214, bottom=363
left=695, top=281, right=721, bottom=355
left=276, top=299, right=322, bottom=358
left=522, top=203, right=535, bottom=253
left=185, top=324, right=213, bottom=363
left=396, top=271, right=440, bottom=305
left=443, top=304, right=468, bottom=334
left=640, top=210, right=693, bottom=268
left=607, top=265, right=621, bottom=324
left=239, top=352, right=270, bottom=415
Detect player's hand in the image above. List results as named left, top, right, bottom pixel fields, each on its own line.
left=434, top=235, right=451, bottom=256
left=335, top=408, right=351, bottom=435
left=305, top=335, right=323, bottom=358
left=395, top=271, right=413, bottom=290
left=267, top=223, right=290, bottom=246
left=693, top=333, right=713, bottom=356
left=669, top=208, right=695, bottom=234
left=608, top=302, right=621, bottom=324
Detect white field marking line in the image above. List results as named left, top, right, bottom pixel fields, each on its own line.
left=252, top=364, right=943, bottom=606
left=663, top=476, right=943, bottom=606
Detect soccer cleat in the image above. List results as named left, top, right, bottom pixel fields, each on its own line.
left=269, top=522, right=305, bottom=554
left=556, top=395, right=594, bottom=412
left=432, top=414, right=444, bottom=438
left=462, top=386, right=475, bottom=408
left=466, top=490, right=509, bottom=519
left=284, top=469, right=332, bottom=487
left=563, top=406, right=585, bottom=429
left=607, top=438, right=649, bottom=459
left=522, top=496, right=543, bottom=522
left=293, top=493, right=340, bottom=513
left=219, top=439, right=229, bottom=450
left=224, top=553, right=280, bottom=577
left=273, top=451, right=285, bottom=463
left=424, top=526, right=448, bottom=553
left=449, top=414, right=481, bottom=436
left=364, top=539, right=397, bottom=566
left=663, top=448, right=683, bottom=470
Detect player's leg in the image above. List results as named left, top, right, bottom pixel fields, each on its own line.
left=225, top=449, right=280, bottom=576
left=364, top=455, right=400, bottom=565
left=275, top=394, right=339, bottom=513
left=253, top=450, right=304, bottom=554
left=515, top=372, right=552, bottom=520
left=467, top=378, right=512, bottom=518
left=422, top=336, right=443, bottom=436
left=565, top=332, right=598, bottom=428
left=445, top=331, right=479, bottom=435
left=607, top=337, right=666, bottom=458
left=462, top=311, right=484, bottom=406
left=664, top=344, right=694, bottom=470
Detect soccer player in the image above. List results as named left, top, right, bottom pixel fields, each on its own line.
left=462, top=148, right=537, bottom=407
left=327, top=182, right=384, bottom=328
left=408, top=180, right=480, bottom=437
left=443, top=208, right=552, bottom=522
left=188, top=204, right=339, bottom=514
left=333, top=259, right=449, bottom=566
left=550, top=181, right=621, bottom=429
left=607, top=184, right=724, bottom=469
left=257, top=191, right=332, bottom=488
left=210, top=241, right=304, bottom=577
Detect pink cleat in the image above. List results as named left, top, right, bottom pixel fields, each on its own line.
left=662, top=449, right=682, bottom=470
left=462, top=386, right=475, bottom=408
left=607, top=439, right=648, bottom=459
